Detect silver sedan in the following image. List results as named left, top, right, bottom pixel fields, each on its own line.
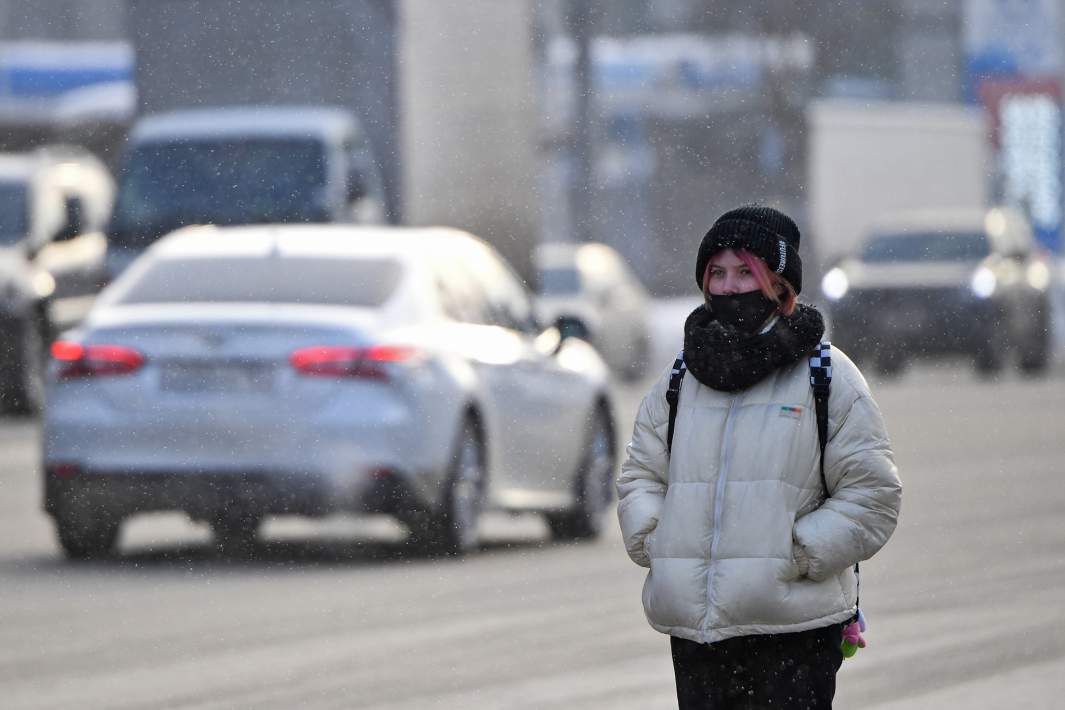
left=535, top=241, right=652, bottom=382
left=42, top=225, right=616, bottom=558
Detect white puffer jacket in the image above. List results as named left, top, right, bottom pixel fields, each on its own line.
left=617, top=347, right=901, bottom=644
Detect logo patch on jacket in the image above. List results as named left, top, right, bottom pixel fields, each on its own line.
left=779, top=405, right=803, bottom=420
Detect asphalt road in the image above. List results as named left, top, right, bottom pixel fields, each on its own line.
left=2, top=325, right=1064, bottom=708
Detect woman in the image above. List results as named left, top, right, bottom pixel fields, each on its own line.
left=617, top=205, right=901, bottom=709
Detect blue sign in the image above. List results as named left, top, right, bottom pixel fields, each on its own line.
left=0, top=42, right=133, bottom=101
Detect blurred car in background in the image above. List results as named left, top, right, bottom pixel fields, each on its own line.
left=822, top=207, right=1051, bottom=376
left=535, top=241, right=651, bottom=381
left=0, top=147, right=114, bottom=414
left=104, top=106, right=387, bottom=280
left=43, top=225, right=615, bottom=559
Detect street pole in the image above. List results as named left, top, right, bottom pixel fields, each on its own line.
left=567, top=1, right=594, bottom=244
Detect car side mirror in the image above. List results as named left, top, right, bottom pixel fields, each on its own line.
left=555, top=314, right=590, bottom=342
left=54, top=196, right=86, bottom=242
left=534, top=324, right=563, bottom=356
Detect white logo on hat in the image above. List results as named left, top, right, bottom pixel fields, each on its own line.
left=776, top=240, right=787, bottom=273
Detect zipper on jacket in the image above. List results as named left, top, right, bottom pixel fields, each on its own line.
left=704, top=393, right=741, bottom=631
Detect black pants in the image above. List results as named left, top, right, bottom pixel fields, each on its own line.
left=671, top=624, right=843, bottom=710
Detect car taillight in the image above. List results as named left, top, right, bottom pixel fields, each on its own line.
left=47, top=462, right=82, bottom=479
left=51, top=341, right=146, bottom=379
left=289, top=345, right=421, bottom=380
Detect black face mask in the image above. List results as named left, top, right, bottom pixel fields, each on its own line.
left=706, top=291, right=778, bottom=331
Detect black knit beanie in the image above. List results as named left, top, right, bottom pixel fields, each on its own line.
left=695, top=204, right=803, bottom=294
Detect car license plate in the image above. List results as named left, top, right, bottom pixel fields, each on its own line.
left=901, top=306, right=928, bottom=330
left=882, top=306, right=927, bottom=333
left=161, top=362, right=274, bottom=394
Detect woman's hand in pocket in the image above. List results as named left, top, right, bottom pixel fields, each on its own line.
left=791, top=541, right=810, bottom=580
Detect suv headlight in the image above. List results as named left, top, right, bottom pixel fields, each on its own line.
left=821, top=267, right=849, bottom=301
left=970, top=267, right=997, bottom=298
left=1026, top=260, right=1051, bottom=291
left=33, top=271, right=55, bottom=299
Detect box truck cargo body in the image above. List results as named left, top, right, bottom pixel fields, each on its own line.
left=807, top=100, right=990, bottom=269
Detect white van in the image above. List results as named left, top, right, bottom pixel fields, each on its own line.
left=105, top=106, right=386, bottom=278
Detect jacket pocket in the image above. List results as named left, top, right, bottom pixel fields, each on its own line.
left=789, top=540, right=810, bottom=580
left=777, top=514, right=804, bottom=582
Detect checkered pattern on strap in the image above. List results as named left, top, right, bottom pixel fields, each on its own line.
left=809, top=341, right=832, bottom=389
left=670, top=352, right=687, bottom=380
left=809, top=341, right=832, bottom=498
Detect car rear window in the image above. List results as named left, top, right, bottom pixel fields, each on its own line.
left=112, top=256, right=403, bottom=307
left=540, top=267, right=582, bottom=294
left=108, top=138, right=328, bottom=248
left=861, top=232, right=990, bottom=263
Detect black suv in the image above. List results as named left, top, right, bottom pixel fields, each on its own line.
left=821, top=207, right=1051, bottom=377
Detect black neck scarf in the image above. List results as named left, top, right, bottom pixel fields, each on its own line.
left=682, top=303, right=825, bottom=392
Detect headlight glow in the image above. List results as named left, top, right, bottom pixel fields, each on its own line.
left=33, top=271, right=56, bottom=299
left=821, top=267, right=849, bottom=300
left=970, top=267, right=997, bottom=298
left=1026, top=261, right=1051, bottom=291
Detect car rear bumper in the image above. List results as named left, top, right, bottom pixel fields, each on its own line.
left=43, top=466, right=420, bottom=520
left=42, top=404, right=456, bottom=519
left=829, top=289, right=1006, bottom=355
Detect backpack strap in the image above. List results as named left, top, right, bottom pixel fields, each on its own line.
left=809, top=341, right=861, bottom=618
left=665, top=352, right=686, bottom=455
left=808, top=341, right=832, bottom=496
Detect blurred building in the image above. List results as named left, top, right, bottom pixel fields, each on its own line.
left=2, top=0, right=1062, bottom=293
left=0, top=0, right=131, bottom=161
left=535, top=0, right=978, bottom=295
left=400, top=0, right=541, bottom=279
left=0, top=0, right=543, bottom=279
left=0, top=0, right=125, bottom=40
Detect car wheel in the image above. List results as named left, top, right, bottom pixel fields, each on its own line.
left=55, top=510, right=122, bottom=560
left=211, top=511, right=262, bottom=557
left=973, top=343, right=1004, bottom=377
left=546, top=405, right=616, bottom=542
left=0, top=314, right=46, bottom=416
left=420, top=417, right=486, bottom=556
left=1018, top=324, right=1050, bottom=376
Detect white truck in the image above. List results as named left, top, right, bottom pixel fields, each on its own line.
left=104, top=106, right=387, bottom=280
left=807, top=99, right=1065, bottom=358
left=806, top=99, right=991, bottom=272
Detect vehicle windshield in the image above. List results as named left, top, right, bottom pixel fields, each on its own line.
left=539, top=266, right=582, bottom=294
left=861, top=231, right=990, bottom=263
left=110, top=256, right=403, bottom=307
left=0, top=182, right=28, bottom=245
left=108, top=138, right=328, bottom=247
